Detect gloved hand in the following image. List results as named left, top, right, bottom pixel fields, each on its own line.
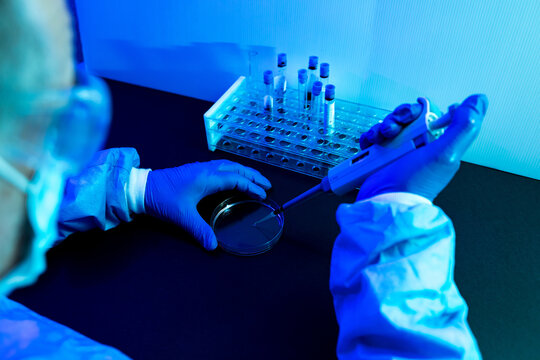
left=357, top=94, right=488, bottom=201
left=144, top=160, right=272, bottom=250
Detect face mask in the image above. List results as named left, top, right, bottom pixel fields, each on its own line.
left=0, top=69, right=111, bottom=296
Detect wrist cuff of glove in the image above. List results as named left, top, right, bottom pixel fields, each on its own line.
left=360, top=192, right=432, bottom=206
left=128, top=167, right=151, bottom=214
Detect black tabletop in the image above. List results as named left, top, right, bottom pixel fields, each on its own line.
left=10, top=79, right=540, bottom=360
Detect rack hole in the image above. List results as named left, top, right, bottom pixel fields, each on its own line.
left=311, top=149, right=323, bottom=156
left=317, top=139, right=329, bottom=145
left=349, top=147, right=359, bottom=154
left=287, top=120, right=298, bottom=127
left=328, top=154, right=340, bottom=161
left=301, top=134, right=308, bottom=140
left=296, top=162, right=305, bottom=168
left=237, top=145, right=245, bottom=150
left=264, top=136, right=275, bottom=143
left=266, top=153, right=274, bottom=160
left=295, top=145, right=307, bottom=151
left=251, top=149, right=260, bottom=155
left=279, top=140, right=291, bottom=147
left=279, top=129, right=288, bottom=136
left=281, top=157, right=289, bottom=163
left=332, top=143, right=341, bottom=149
left=338, top=134, right=347, bottom=139
left=312, top=166, right=320, bottom=172
left=235, top=129, right=246, bottom=135
left=222, top=140, right=231, bottom=146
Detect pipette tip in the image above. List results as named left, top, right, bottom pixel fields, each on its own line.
left=252, top=208, right=281, bottom=227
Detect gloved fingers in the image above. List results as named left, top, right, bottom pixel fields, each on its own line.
left=359, top=131, right=373, bottom=150
left=380, top=115, right=403, bottom=138
left=429, top=94, right=488, bottom=164
left=213, top=160, right=272, bottom=189
left=392, top=102, right=423, bottom=124
left=360, top=123, right=387, bottom=150
left=360, top=102, right=423, bottom=150
left=184, top=207, right=218, bottom=250
left=206, top=172, right=267, bottom=200
left=363, top=123, right=385, bottom=147
left=447, top=103, right=459, bottom=114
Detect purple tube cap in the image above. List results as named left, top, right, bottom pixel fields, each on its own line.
left=264, top=70, right=274, bottom=85
left=308, top=56, right=318, bottom=69
left=320, top=63, right=329, bottom=78
left=298, top=69, right=308, bottom=84
left=277, top=53, right=287, bottom=67
left=325, top=84, right=335, bottom=100
left=312, top=81, right=323, bottom=96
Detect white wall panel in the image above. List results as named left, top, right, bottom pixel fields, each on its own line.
left=76, top=0, right=540, bottom=179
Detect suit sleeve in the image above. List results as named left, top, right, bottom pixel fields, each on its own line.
left=57, top=147, right=149, bottom=240
left=330, top=192, right=482, bottom=359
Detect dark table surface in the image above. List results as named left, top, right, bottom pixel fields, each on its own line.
left=10, top=79, right=540, bottom=360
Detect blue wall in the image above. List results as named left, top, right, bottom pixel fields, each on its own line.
left=75, top=0, right=539, bottom=179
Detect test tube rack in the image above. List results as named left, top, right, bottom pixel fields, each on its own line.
left=203, top=76, right=390, bottom=179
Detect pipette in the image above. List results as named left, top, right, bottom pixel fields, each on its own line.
left=254, top=97, right=451, bottom=225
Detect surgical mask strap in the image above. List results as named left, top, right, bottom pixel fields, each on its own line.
left=0, top=156, right=30, bottom=192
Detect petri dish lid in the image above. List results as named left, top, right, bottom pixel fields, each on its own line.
left=211, top=197, right=284, bottom=256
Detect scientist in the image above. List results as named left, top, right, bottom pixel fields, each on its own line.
left=0, top=0, right=487, bottom=359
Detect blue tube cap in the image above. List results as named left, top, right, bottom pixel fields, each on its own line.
left=312, top=81, right=323, bottom=96
left=308, top=56, right=318, bottom=69
left=320, top=63, right=330, bottom=78
left=325, top=84, right=335, bottom=100
left=264, top=70, right=274, bottom=85
left=298, top=69, right=308, bottom=84
left=277, top=53, right=287, bottom=67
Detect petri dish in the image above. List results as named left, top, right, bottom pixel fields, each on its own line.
left=211, top=197, right=284, bottom=256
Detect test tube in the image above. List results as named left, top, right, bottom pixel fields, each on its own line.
left=320, top=63, right=329, bottom=96
left=311, top=81, right=323, bottom=119
left=263, top=70, right=274, bottom=112
left=298, top=69, right=308, bottom=112
left=306, top=56, right=319, bottom=104
left=275, top=53, right=287, bottom=104
left=323, top=84, right=335, bottom=134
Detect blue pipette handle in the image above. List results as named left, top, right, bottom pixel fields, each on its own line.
left=326, top=97, right=449, bottom=195
left=276, top=97, right=451, bottom=215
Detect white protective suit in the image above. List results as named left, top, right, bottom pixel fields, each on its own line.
left=0, top=148, right=481, bottom=359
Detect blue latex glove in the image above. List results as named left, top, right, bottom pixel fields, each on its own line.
left=357, top=94, right=488, bottom=201
left=144, top=160, right=272, bottom=250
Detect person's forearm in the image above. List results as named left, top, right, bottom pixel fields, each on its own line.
left=331, top=193, right=481, bottom=359
left=57, top=147, right=148, bottom=240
